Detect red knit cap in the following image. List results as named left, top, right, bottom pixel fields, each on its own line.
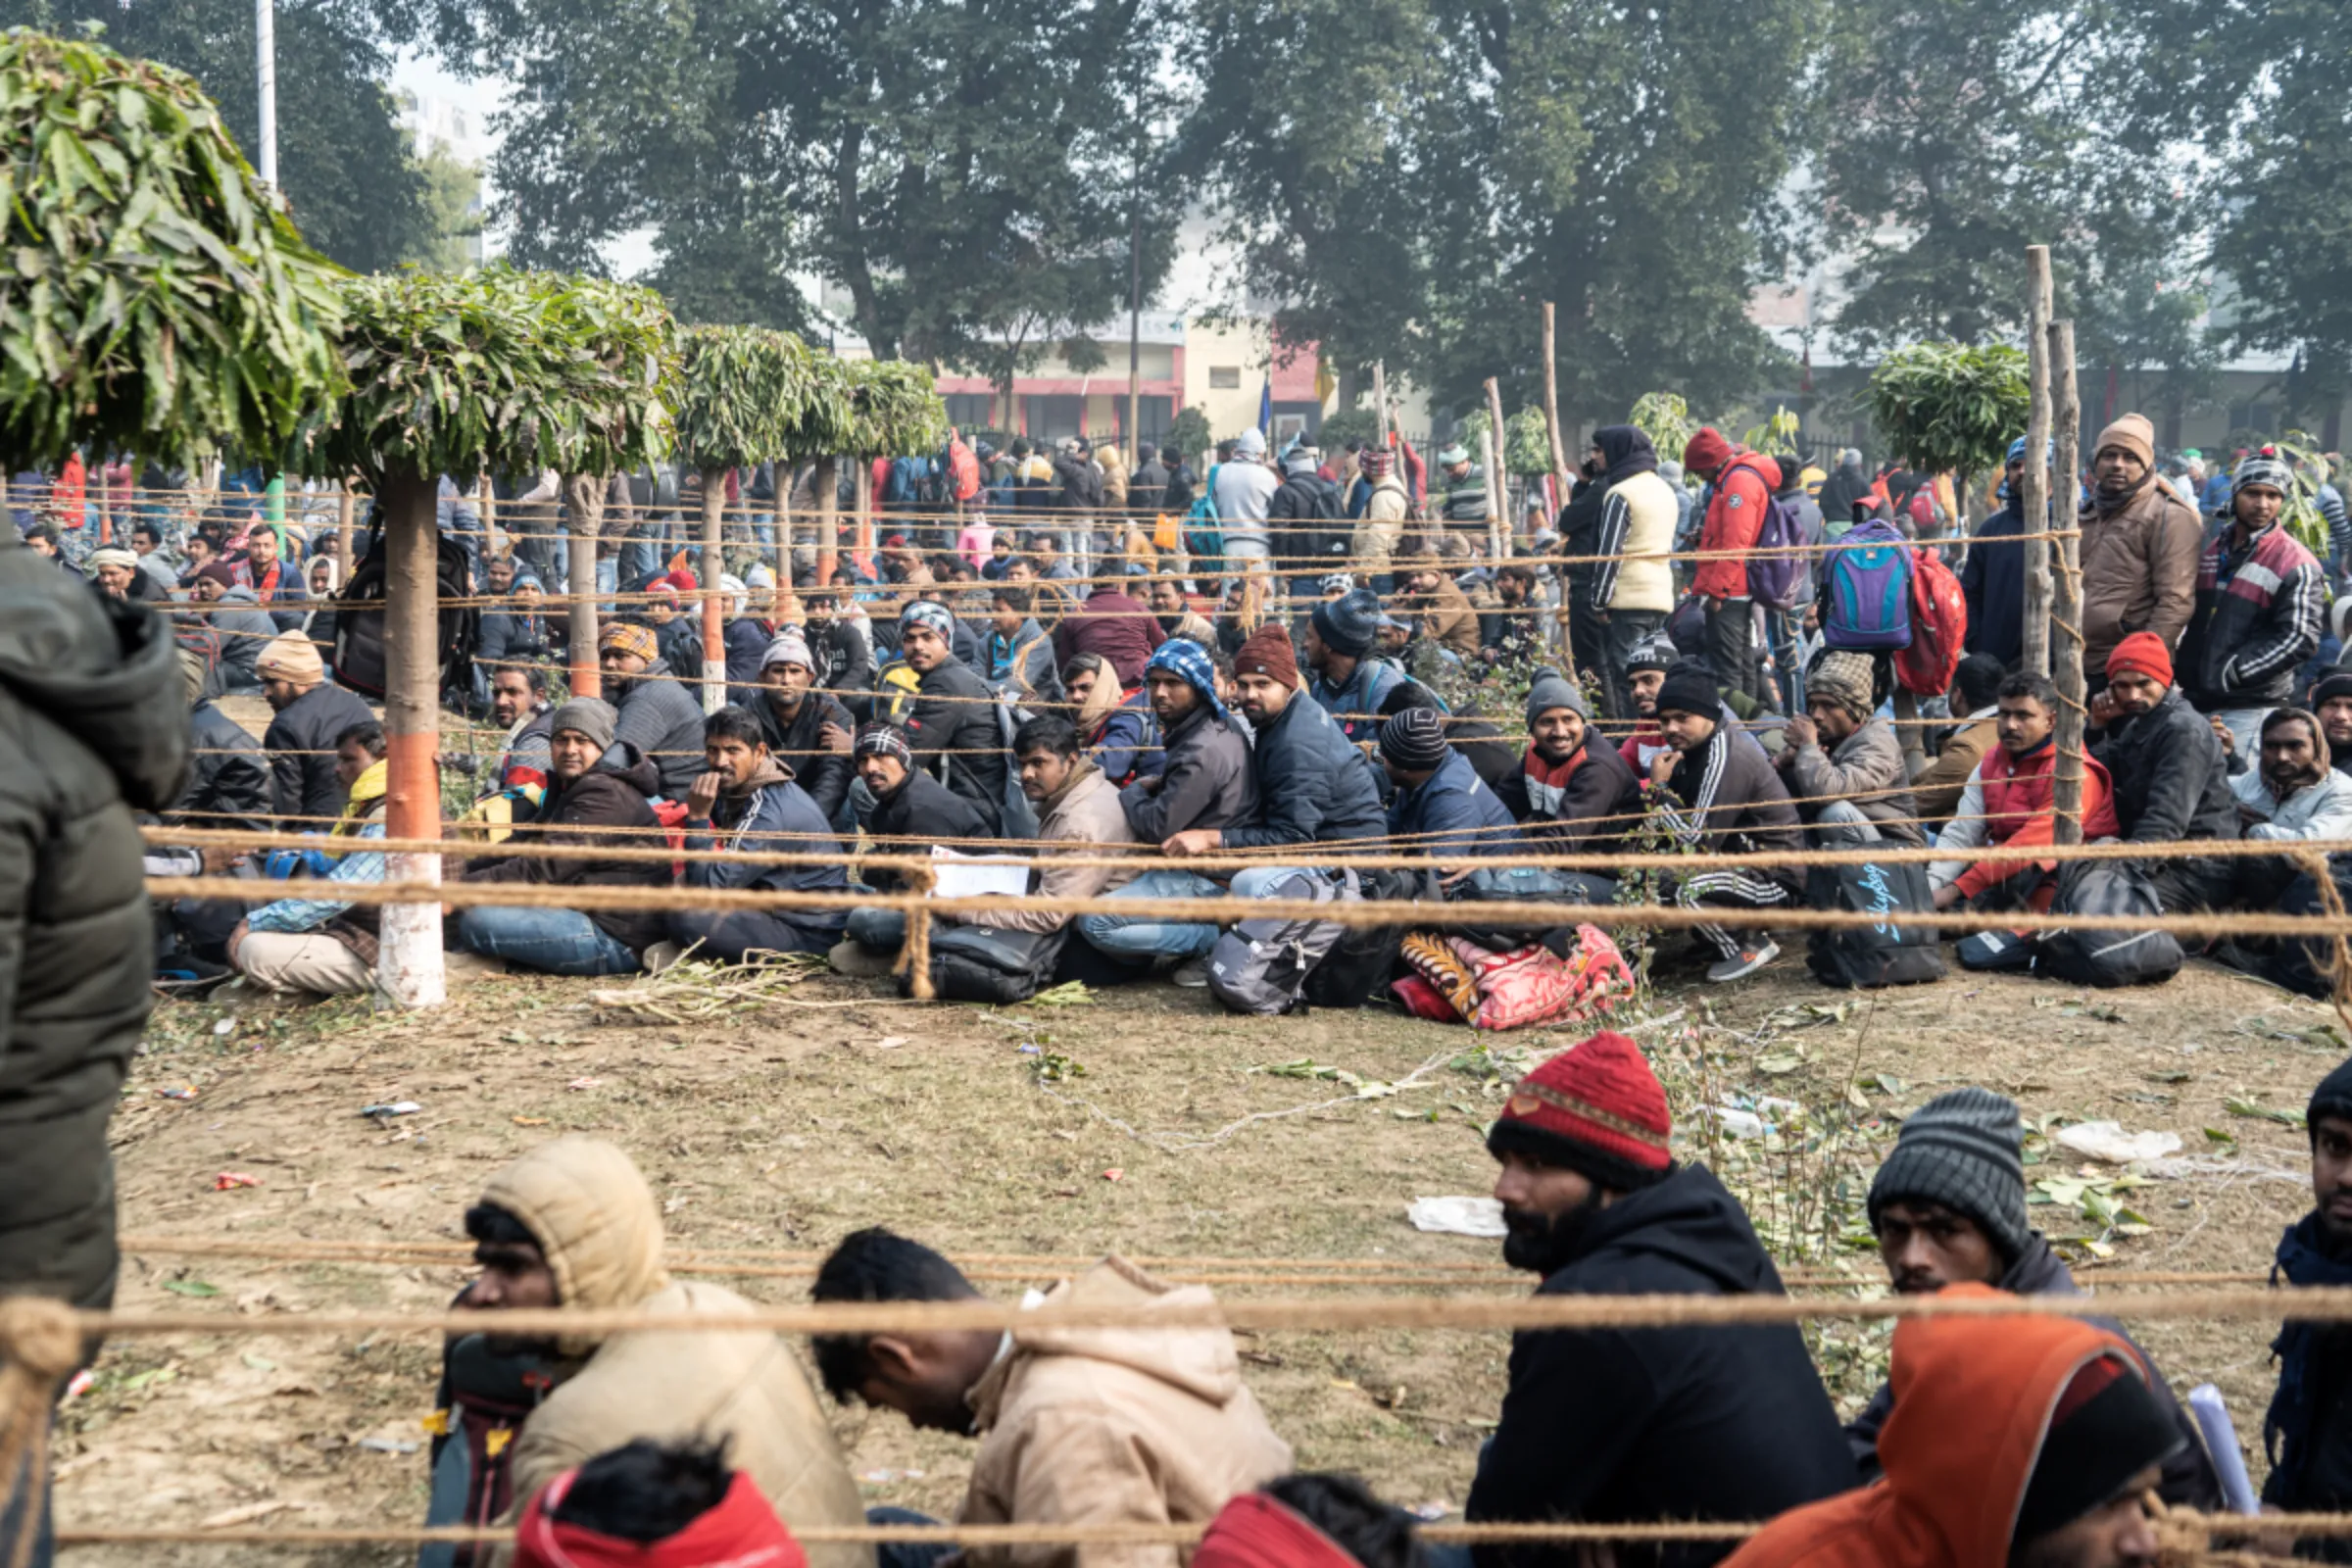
left=2105, top=630, right=2173, bottom=689
left=1235, top=623, right=1300, bottom=690
left=1486, top=1031, right=1673, bottom=1190
left=1683, top=427, right=1733, bottom=473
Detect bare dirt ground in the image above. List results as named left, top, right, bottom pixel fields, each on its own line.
left=52, top=945, right=2344, bottom=1564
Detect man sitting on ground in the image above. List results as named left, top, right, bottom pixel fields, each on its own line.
left=1613, top=632, right=1682, bottom=776
left=226, top=721, right=389, bottom=997
left=1496, top=669, right=1642, bottom=853
left=659, top=707, right=847, bottom=964
left=600, top=621, right=707, bottom=798
left=1467, top=1033, right=1853, bottom=1567
left=480, top=663, right=558, bottom=821
left=448, top=1138, right=867, bottom=1568
left=1847, top=1087, right=2218, bottom=1506
left=940, top=715, right=1137, bottom=940
left=983, top=584, right=1059, bottom=705
left=2089, top=630, right=2239, bottom=912
left=2313, top=667, right=2352, bottom=779
left=1774, top=651, right=1923, bottom=846
left=809, top=1229, right=1292, bottom=1568
left=1723, top=1301, right=2184, bottom=1568
left=1381, top=707, right=1520, bottom=859
left=1051, top=574, right=1163, bottom=689
left=1931, top=672, right=2120, bottom=918
left=898, top=601, right=1007, bottom=832
left=1305, top=588, right=1410, bottom=746
left=752, top=630, right=856, bottom=825
left=833, top=722, right=995, bottom=974
left=511, top=1438, right=808, bottom=1568
left=1644, top=662, right=1806, bottom=982
left=1910, top=653, right=2005, bottom=824
left=257, top=627, right=375, bottom=824
left=1063, top=653, right=1159, bottom=787
left=455, top=699, right=670, bottom=977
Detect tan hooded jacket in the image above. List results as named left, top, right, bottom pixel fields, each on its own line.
left=479, top=1138, right=871, bottom=1568
left=959, top=1257, right=1293, bottom=1568
left=962, top=762, right=1139, bottom=935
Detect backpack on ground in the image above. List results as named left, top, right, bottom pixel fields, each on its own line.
left=1804, top=858, right=1945, bottom=989
left=1207, top=869, right=1356, bottom=1015
left=1892, top=546, right=1968, bottom=696
left=420, top=1330, right=551, bottom=1568
left=905, top=922, right=1067, bottom=1004
left=1449, top=865, right=1618, bottom=953
left=2035, top=860, right=2183, bottom=987
left=1737, top=459, right=1809, bottom=612
left=1820, top=516, right=1915, bottom=652
left=1302, top=867, right=1421, bottom=1009
left=2263, top=861, right=2350, bottom=1000
left=333, top=507, right=480, bottom=701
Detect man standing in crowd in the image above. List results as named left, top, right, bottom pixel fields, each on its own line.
left=1589, top=426, right=1679, bottom=718
left=1775, top=651, right=1923, bottom=846
left=1931, top=671, right=2118, bottom=916
left=599, top=621, right=707, bottom=797
left=658, top=707, right=848, bottom=964
left=1646, top=662, right=1806, bottom=981
left=1434, top=443, right=1489, bottom=533
left=1497, top=668, right=1642, bottom=852
left=752, top=630, right=855, bottom=825
left=2089, top=631, right=2238, bottom=912
left=2080, top=413, right=2202, bottom=683
left=257, top=628, right=375, bottom=825
left=809, top=1229, right=1291, bottom=1568
left=1051, top=574, right=1163, bottom=689
left=1847, top=1087, right=2218, bottom=1507
left=450, top=1138, right=869, bottom=1568
left=1468, top=1033, right=1853, bottom=1566
left=1211, top=429, right=1278, bottom=570
left=1962, top=437, right=2034, bottom=668
left=898, top=601, right=1007, bottom=832
left=1681, top=429, right=1779, bottom=703
left=1350, top=444, right=1409, bottom=586
left=2179, top=447, right=2325, bottom=752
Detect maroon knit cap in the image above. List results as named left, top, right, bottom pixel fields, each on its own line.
left=1486, top=1031, right=1673, bottom=1191
left=1236, top=624, right=1299, bottom=690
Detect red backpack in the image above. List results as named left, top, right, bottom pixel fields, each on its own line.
left=1893, top=546, right=1968, bottom=696
left=948, top=438, right=982, bottom=503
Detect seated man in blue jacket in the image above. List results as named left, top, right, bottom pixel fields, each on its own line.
left=655, top=706, right=849, bottom=964
left=1379, top=706, right=1520, bottom=860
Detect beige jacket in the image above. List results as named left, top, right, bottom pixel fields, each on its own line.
left=480, top=1138, right=871, bottom=1568
left=960, top=1258, right=1293, bottom=1568
left=964, top=763, right=1139, bottom=935
left=2079, top=479, right=2202, bottom=672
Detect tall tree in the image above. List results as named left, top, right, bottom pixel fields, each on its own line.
left=4, top=0, right=444, bottom=273
left=420, top=0, right=1179, bottom=350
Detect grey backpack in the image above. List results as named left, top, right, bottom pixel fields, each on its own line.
left=1206, top=869, right=1357, bottom=1015
left=2036, top=860, right=2183, bottom=988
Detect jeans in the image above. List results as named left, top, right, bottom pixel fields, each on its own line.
left=846, top=906, right=908, bottom=951
left=594, top=557, right=618, bottom=596
left=867, top=1507, right=952, bottom=1568
left=1810, top=799, right=1885, bottom=848
left=457, top=906, right=641, bottom=976
left=1599, top=609, right=1665, bottom=721
left=619, top=527, right=665, bottom=586
left=1076, top=865, right=1298, bottom=962
left=3, top=1445, right=51, bottom=1568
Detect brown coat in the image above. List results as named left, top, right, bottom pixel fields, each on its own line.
left=480, top=1138, right=871, bottom=1568
left=1910, top=712, right=1995, bottom=824
left=2079, top=479, right=2202, bottom=673
left=962, top=763, right=1139, bottom=935
left=960, top=1258, right=1294, bottom=1568
left=1412, top=577, right=1484, bottom=659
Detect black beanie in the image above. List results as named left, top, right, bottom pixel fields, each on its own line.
left=2310, top=1055, right=2352, bottom=1144
left=1655, top=661, right=1720, bottom=721
left=2012, top=1355, right=2182, bottom=1547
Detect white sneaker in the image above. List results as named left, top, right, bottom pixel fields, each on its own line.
left=1171, top=959, right=1211, bottom=988
left=1705, top=940, right=1781, bottom=983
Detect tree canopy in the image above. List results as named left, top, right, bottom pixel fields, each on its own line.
left=1864, top=342, right=2031, bottom=483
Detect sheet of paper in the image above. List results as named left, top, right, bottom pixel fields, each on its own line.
left=929, top=845, right=1031, bottom=901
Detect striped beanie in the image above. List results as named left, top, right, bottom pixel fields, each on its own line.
left=2234, top=449, right=2294, bottom=499
left=1486, top=1032, right=1673, bottom=1192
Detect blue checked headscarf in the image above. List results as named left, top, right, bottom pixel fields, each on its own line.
left=900, top=600, right=956, bottom=642
left=1144, top=637, right=1227, bottom=722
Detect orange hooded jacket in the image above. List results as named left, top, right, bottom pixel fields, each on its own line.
left=1721, top=1289, right=2159, bottom=1568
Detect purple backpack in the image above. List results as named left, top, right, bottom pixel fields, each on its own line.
left=1821, top=517, right=1916, bottom=650
left=1737, top=460, right=1808, bottom=612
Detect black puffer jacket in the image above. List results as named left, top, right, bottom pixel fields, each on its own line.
left=902, top=657, right=1006, bottom=832
left=263, top=679, right=376, bottom=824
left=2092, top=686, right=2238, bottom=844
left=0, top=551, right=189, bottom=1314
left=1220, top=692, right=1385, bottom=850
left=175, top=701, right=272, bottom=831
left=610, top=659, right=708, bottom=796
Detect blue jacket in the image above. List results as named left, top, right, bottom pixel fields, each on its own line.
left=1960, top=504, right=2027, bottom=667
left=723, top=616, right=770, bottom=706
left=684, top=765, right=849, bottom=933
left=1090, top=691, right=1162, bottom=785
left=1390, top=749, right=1520, bottom=859
left=1222, top=691, right=1387, bottom=850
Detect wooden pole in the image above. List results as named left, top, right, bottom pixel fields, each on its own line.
left=1483, top=377, right=1508, bottom=564
left=2050, top=318, right=2086, bottom=847
left=1373, top=361, right=1390, bottom=448
left=814, top=457, right=839, bottom=588
left=1542, top=303, right=1571, bottom=527
left=854, top=459, right=875, bottom=578
left=563, top=473, right=604, bottom=699
left=377, top=469, right=445, bottom=1010
left=335, top=482, right=356, bottom=582
left=698, top=467, right=728, bottom=712
left=776, top=468, right=793, bottom=596
left=477, top=471, right=497, bottom=562
left=2022, top=244, right=2055, bottom=677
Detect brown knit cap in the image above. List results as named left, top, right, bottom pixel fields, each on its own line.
left=1236, top=623, right=1298, bottom=690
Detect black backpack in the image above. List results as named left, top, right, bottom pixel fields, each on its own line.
left=1448, top=865, right=1617, bottom=953
left=332, top=504, right=480, bottom=701
left=903, top=922, right=1067, bottom=1004
left=1301, top=867, right=1420, bottom=1009
left=1804, top=858, right=1945, bottom=989
left=2035, top=860, right=2183, bottom=988
left=2264, top=861, right=2350, bottom=1000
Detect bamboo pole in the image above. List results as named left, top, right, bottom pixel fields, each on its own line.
left=335, top=483, right=356, bottom=582
left=376, top=469, right=446, bottom=1009
left=477, top=471, right=497, bottom=561
left=854, top=459, right=875, bottom=578
left=814, top=458, right=839, bottom=587
left=563, top=474, right=605, bottom=700
left=1483, top=377, right=1508, bottom=564
left=698, top=467, right=728, bottom=713
left=2023, top=245, right=2055, bottom=677
left=1542, top=302, right=1571, bottom=532
left=2050, top=318, right=2086, bottom=847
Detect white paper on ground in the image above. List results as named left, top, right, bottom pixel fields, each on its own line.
left=1408, top=1196, right=1508, bottom=1238
left=930, top=846, right=1031, bottom=901
left=2054, top=1120, right=2184, bottom=1164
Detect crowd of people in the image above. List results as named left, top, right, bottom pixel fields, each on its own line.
left=410, top=1037, right=2352, bottom=1568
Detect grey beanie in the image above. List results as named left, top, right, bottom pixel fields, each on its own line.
left=1867, top=1087, right=2032, bottom=1262
left=549, top=697, right=619, bottom=754
left=1525, top=666, right=1591, bottom=728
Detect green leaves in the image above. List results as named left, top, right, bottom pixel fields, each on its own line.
left=1864, top=343, right=2032, bottom=480
left=293, top=265, right=678, bottom=485
left=673, top=324, right=822, bottom=471
left=0, top=27, right=344, bottom=469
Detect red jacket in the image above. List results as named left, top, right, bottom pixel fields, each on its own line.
left=1954, top=739, right=2119, bottom=899
left=1051, top=588, right=1166, bottom=688
left=1692, top=453, right=1781, bottom=603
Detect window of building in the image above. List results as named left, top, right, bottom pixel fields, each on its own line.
left=1208, top=366, right=1242, bottom=390
left=1024, top=395, right=1085, bottom=444
left=944, top=394, right=999, bottom=432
